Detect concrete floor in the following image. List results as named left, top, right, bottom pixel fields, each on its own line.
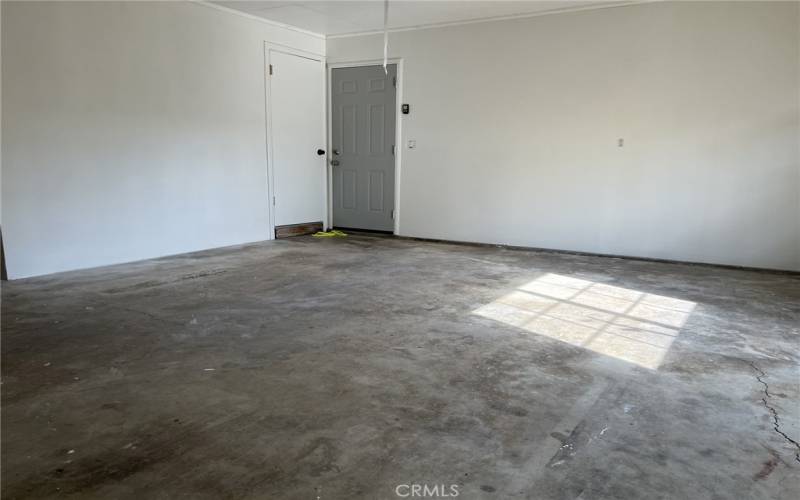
left=2, top=234, right=799, bottom=499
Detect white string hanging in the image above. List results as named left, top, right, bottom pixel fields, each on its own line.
left=383, top=0, right=389, bottom=74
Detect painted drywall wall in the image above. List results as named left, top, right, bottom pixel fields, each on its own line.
left=1, top=1, right=324, bottom=278
left=328, top=1, right=800, bottom=271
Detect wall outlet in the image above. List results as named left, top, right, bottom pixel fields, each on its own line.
left=408, top=140, right=416, bottom=149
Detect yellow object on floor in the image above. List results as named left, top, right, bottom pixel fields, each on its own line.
left=312, top=230, right=348, bottom=238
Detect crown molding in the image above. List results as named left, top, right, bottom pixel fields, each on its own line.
left=195, top=1, right=656, bottom=42
left=327, top=1, right=654, bottom=39
left=193, top=1, right=326, bottom=40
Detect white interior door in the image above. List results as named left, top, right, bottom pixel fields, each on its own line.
left=268, top=48, right=326, bottom=228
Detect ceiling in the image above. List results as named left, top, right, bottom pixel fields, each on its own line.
left=211, top=1, right=632, bottom=37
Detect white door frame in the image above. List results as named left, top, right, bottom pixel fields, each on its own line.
left=327, top=58, right=404, bottom=234
left=264, top=42, right=327, bottom=237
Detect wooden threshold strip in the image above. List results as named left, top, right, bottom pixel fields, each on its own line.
left=275, top=221, right=323, bottom=239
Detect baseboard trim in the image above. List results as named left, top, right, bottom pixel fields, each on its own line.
left=275, top=221, right=323, bottom=239
left=1, top=227, right=7, bottom=281
left=391, top=235, right=800, bottom=275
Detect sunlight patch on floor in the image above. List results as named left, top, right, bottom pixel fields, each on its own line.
left=473, top=273, right=696, bottom=369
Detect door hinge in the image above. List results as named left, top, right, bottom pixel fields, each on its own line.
left=392, top=76, right=396, bottom=88
left=392, top=144, right=395, bottom=155
left=273, top=196, right=276, bottom=206
left=391, top=209, right=395, bottom=220
left=269, top=64, right=273, bottom=76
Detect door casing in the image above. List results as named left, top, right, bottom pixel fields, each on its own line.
left=327, top=59, right=404, bottom=234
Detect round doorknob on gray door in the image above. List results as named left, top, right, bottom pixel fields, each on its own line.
left=317, top=149, right=325, bottom=156
left=330, top=160, right=340, bottom=166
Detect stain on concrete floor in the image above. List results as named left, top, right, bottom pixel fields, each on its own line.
left=2, top=234, right=798, bottom=499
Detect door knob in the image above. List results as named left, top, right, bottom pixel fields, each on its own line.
left=331, top=160, right=340, bottom=166
left=317, top=149, right=325, bottom=156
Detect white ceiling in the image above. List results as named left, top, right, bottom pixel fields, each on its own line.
left=211, top=1, right=631, bottom=37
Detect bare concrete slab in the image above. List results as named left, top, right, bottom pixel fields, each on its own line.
left=2, top=234, right=798, bottom=499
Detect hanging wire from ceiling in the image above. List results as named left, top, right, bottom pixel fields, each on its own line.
left=383, top=0, right=389, bottom=74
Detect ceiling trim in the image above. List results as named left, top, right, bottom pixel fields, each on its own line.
left=326, top=0, right=654, bottom=39
left=194, top=1, right=327, bottom=40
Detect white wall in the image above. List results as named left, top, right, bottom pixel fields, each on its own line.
left=328, top=1, right=800, bottom=271
left=1, top=1, right=324, bottom=279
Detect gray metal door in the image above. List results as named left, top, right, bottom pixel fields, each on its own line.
left=331, top=65, right=397, bottom=232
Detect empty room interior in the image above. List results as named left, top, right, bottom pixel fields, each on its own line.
left=1, top=0, right=799, bottom=498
